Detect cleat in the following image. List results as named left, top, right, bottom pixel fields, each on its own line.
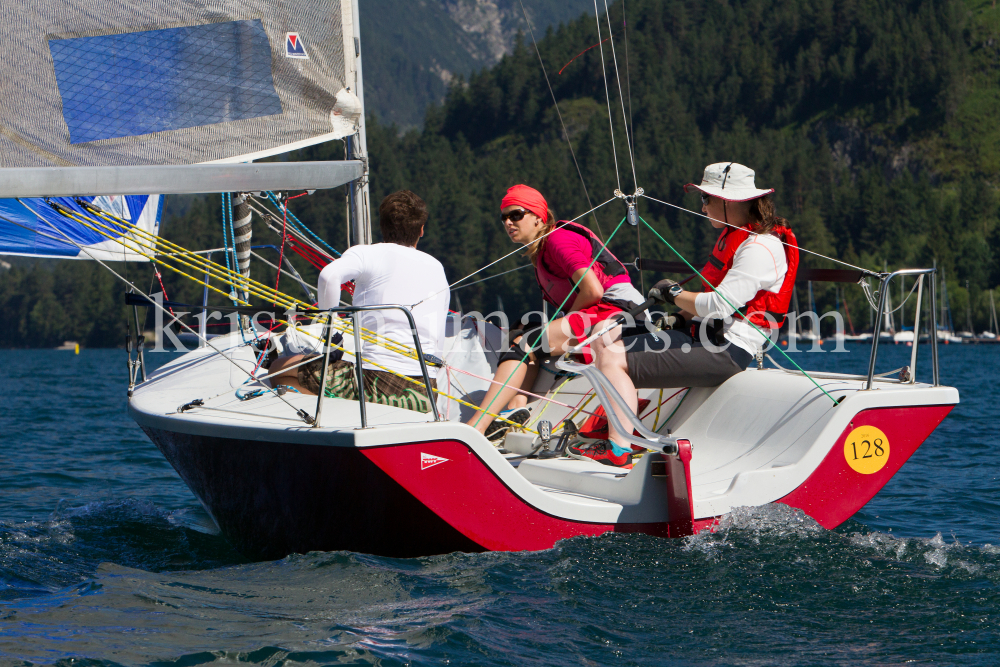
left=485, top=407, right=531, bottom=442
left=567, top=440, right=634, bottom=468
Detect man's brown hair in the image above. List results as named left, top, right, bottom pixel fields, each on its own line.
left=379, top=190, right=428, bottom=246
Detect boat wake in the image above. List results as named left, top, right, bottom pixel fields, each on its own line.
left=0, top=498, right=240, bottom=601
left=678, top=504, right=1000, bottom=583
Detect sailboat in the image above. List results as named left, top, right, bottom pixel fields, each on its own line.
left=893, top=276, right=915, bottom=344
left=0, top=1, right=960, bottom=559
left=880, top=276, right=896, bottom=342
left=937, top=268, right=963, bottom=344
left=840, top=284, right=871, bottom=342
left=787, top=282, right=821, bottom=346
left=981, top=290, right=998, bottom=341
left=956, top=280, right=976, bottom=339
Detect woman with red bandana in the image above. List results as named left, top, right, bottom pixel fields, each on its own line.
left=466, top=184, right=645, bottom=441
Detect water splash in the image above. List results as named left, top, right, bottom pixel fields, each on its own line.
left=0, top=498, right=240, bottom=601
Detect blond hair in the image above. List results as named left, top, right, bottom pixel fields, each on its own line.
left=524, top=210, right=558, bottom=265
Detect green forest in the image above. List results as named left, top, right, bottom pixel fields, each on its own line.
left=2, top=0, right=1000, bottom=348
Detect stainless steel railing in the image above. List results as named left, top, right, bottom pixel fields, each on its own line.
left=865, top=267, right=939, bottom=390
left=310, top=304, right=441, bottom=428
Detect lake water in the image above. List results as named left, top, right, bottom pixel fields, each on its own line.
left=1, top=342, right=998, bottom=665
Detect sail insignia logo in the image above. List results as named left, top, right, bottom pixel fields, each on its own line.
left=285, top=33, right=308, bottom=59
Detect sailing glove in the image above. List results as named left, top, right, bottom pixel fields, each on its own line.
left=648, top=278, right=682, bottom=305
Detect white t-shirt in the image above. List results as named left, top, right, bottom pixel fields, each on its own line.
left=317, top=243, right=450, bottom=377
left=693, top=233, right=787, bottom=356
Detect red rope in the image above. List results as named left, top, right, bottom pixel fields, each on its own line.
left=286, top=234, right=332, bottom=270
left=558, top=34, right=616, bottom=75
left=274, top=193, right=307, bottom=304
left=638, top=387, right=688, bottom=420
left=153, top=268, right=174, bottom=315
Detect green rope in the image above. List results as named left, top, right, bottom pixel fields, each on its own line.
left=660, top=388, right=689, bottom=428
left=639, top=215, right=839, bottom=407
left=473, top=217, right=628, bottom=427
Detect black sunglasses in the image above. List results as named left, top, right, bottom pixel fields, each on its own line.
left=501, top=208, right=529, bottom=223
left=700, top=193, right=712, bottom=205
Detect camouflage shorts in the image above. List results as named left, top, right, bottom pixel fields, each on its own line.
left=299, top=358, right=437, bottom=414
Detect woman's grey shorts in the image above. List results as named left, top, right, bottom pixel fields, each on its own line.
left=624, top=330, right=753, bottom=389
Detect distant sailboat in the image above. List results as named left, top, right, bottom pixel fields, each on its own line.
left=981, top=290, right=998, bottom=340
left=956, top=280, right=975, bottom=339
left=893, top=275, right=914, bottom=344
left=789, top=281, right=821, bottom=344
left=938, top=267, right=962, bottom=344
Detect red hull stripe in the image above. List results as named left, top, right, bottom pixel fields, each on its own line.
left=362, top=441, right=613, bottom=550
left=361, top=440, right=693, bottom=551
left=777, top=404, right=954, bottom=528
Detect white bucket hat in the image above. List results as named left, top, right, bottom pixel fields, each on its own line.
left=684, top=162, right=774, bottom=202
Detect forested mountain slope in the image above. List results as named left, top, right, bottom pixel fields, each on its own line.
left=361, top=0, right=587, bottom=128
left=2, top=0, right=999, bottom=347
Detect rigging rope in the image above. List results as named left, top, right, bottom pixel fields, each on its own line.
left=265, top=191, right=342, bottom=258
left=602, top=0, right=637, bottom=190
left=224, top=192, right=240, bottom=305
left=881, top=276, right=922, bottom=315
left=621, top=0, right=636, bottom=160
left=19, top=205, right=313, bottom=420
left=592, top=0, right=622, bottom=192
left=517, top=0, right=604, bottom=240
left=51, top=200, right=424, bottom=360
left=412, top=195, right=618, bottom=308
left=274, top=192, right=308, bottom=304
left=640, top=193, right=879, bottom=277
left=450, top=263, right=532, bottom=294
left=248, top=197, right=336, bottom=267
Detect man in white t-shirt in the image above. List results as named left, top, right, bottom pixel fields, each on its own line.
left=270, top=190, right=450, bottom=412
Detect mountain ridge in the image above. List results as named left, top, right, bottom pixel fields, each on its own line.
left=361, top=0, right=588, bottom=128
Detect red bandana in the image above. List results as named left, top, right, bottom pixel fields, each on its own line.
left=501, top=184, right=548, bottom=221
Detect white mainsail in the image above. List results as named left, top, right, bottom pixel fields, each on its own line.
left=0, top=0, right=370, bottom=258
left=0, top=1, right=363, bottom=167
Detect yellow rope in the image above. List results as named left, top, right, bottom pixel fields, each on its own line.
left=557, top=391, right=595, bottom=433
left=526, top=376, right=572, bottom=428
left=652, top=388, right=664, bottom=432
left=87, top=207, right=420, bottom=357
left=62, top=206, right=421, bottom=359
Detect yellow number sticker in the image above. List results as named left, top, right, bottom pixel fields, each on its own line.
left=844, top=425, right=890, bottom=474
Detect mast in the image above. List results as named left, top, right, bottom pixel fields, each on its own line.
left=992, top=290, right=998, bottom=335
left=940, top=266, right=951, bottom=333
left=900, top=276, right=905, bottom=331
left=232, top=193, right=252, bottom=302
left=884, top=281, right=894, bottom=334
left=346, top=0, right=372, bottom=246
left=991, top=290, right=998, bottom=335
left=807, top=281, right=815, bottom=335
left=966, top=280, right=974, bottom=334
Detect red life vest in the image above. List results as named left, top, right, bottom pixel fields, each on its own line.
left=699, top=224, right=799, bottom=329
left=535, top=221, right=629, bottom=307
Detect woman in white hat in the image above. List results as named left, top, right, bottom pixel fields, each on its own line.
left=570, top=162, right=799, bottom=468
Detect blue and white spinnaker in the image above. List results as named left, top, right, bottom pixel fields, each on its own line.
left=0, top=195, right=161, bottom=261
